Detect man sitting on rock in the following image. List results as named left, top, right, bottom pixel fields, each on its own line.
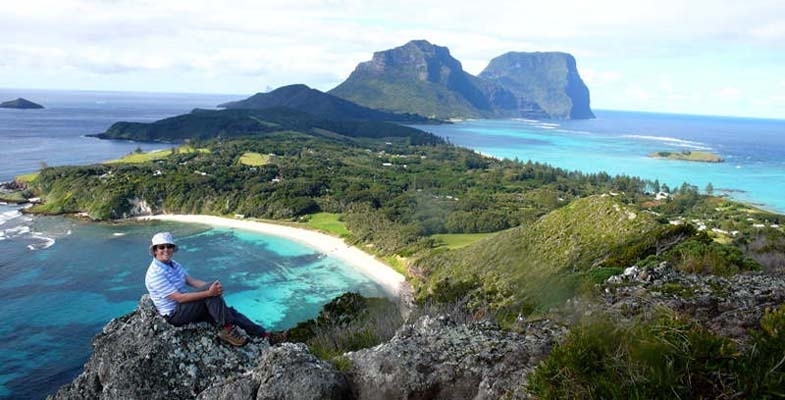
left=144, top=231, right=287, bottom=346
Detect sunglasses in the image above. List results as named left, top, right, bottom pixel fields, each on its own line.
left=155, top=244, right=176, bottom=250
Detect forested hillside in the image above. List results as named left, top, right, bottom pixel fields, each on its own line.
left=90, top=107, right=442, bottom=144
left=17, top=125, right=785, bottom=398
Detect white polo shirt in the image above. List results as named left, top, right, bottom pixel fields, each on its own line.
left=145, top=258, right=188, bottom=316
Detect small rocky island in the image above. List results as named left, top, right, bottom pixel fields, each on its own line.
left=649, top=150, right=724, bottom=163
left=0, top=97, right=45, bottom=109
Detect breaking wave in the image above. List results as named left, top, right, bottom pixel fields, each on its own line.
left=622, top=134, right=711, bottom=151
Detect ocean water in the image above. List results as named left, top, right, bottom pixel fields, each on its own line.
left=1, top=90, right=784, bottom=399
left=0, top=90, right=388, bottom=399
left=415, top=111, right=785, bottom=214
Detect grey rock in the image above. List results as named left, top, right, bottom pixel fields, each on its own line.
left=53, top=264, right=784, bottom=400
left=344, top=314, right=562, bottom=400
left=48, top=295, right=345, bottom=400
left=600, top=266, right=785, bottom=345
left=253, top=343, right=351, bottom=400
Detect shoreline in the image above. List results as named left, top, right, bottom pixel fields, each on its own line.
left=135, top=214, right=406, bottom=297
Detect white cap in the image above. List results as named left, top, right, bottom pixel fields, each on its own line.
left=149, top=232, right=178, bottom=255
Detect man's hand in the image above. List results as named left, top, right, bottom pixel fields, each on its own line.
left=208, top=280, right=224, bottom=297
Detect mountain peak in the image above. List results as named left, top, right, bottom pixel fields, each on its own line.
left=329, top=40, right=492, bottom=119
left=479, top=52, right=595, bottom=119
left=218, top=84, right=430, bottom=123
left=329, top=40, right=594, bottom=120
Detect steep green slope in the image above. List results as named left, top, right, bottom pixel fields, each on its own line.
left=416, top=195, right=661, bottom=314
left=219, top=84, right=433, bottom=123
left=89, top=107, right=444, bottom=145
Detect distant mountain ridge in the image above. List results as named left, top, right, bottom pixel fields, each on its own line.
left=329, top=40, right=594, bottom=120
left=91, top=107, right=443, bottom=145
left=218, top=84, right=433, bottom=123
left=93, top=40, right=595, bottom=145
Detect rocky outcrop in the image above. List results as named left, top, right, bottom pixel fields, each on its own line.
left=345, top=315, right=563, bottom=400
left=47, top=295, right=348, bottom=400
left=48, top=264, right=785, bottom=399
left=0, top=97, right=44, bottom=109
left=48, top=295, right=563, bottom=400
left=599, top=263, right=785, bottom=344
left=195, top=343, right=351, bottom=400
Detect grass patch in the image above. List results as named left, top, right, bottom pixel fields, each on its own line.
left=529, top=311, right=739, bottom=399
left=382, top=255, right=409, bottom=276
left=238, top=151, right=272, bottom=166
left=0, top=191, right=28, bottom=203
left=529, top=305, right=785, bottom=399
left=584, top=267, right=624, bottom=284
left=290, top=293, right=403, bottom=362
left=15, top=172, right=39, bottom=183
left=431, top=232, right=494, bottom=249
left=105, top=145, right=209, bottom=164
left=303, top=213, right=351, bottom=237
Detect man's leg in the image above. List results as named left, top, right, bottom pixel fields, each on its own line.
left=227, top=307, right=266, bottom=337
left=167, top=283, right=228, bottom=327
left=166, top=300, right=210, bottom=326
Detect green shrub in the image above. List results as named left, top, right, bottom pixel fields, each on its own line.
left=290, top=292, right=403, bottom=362
left=737, top=305, right=785, bottom=398
left=667, top=234, right=762, bottom=276
left=585, top=267, right=624, bottom=284
left=529, top=311, right=739, bottom=399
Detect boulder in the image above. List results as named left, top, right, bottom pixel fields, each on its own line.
left=47, top=295, right=347, bottom=400
left=344, top=314, right=563, bottom=400
left=48, top=294, right=567, bottom=400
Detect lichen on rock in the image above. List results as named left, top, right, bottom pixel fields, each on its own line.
left=47, top=295, right=345, bottom=400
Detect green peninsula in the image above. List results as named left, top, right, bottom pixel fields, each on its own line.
left=649, top=150, right=724, bottom=163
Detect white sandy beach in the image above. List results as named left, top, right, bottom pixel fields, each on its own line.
left=137, top=214, right=406, bottom=297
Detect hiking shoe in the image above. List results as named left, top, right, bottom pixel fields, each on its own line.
left=265, top=330, right=289, bottom=345
left=218, top=325, right=247, bottom=347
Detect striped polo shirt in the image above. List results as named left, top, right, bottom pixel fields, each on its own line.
left=145, top=258, right=188, bottom=316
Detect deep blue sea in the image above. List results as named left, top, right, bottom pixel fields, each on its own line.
left=1, top=89, right=784, bottom=399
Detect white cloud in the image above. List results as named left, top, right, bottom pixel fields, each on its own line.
left=2, top=0, right=785, bottom=117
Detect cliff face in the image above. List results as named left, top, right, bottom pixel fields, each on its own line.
left=329, top=40, right=594, bottom=120
left=329, top=40, right=495, bottom=119
left=479, top=52, right=595, bottom=119
left=49, top=295, right=559, bottom=400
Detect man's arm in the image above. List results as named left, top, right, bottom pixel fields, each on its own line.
left=168, top=280, right=223, bottom=303
left=186, top=274, right=208, bottom=288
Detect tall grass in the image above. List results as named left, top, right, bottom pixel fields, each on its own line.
left=528, top=306, right=785, bottom=399
left=291, top=293, right=403, bottom=363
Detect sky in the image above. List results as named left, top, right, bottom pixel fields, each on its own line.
left=2, top=0, right=784, bottom=119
